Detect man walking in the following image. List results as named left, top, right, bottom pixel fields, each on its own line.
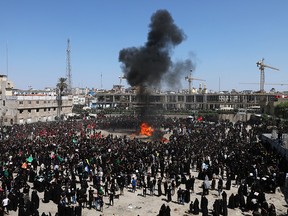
left=2, top=196, right=10, bottom=215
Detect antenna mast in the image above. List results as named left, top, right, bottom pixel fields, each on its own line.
left=66, top=38, right=72, bottom=94
left=6, top=43, right=8, bottom=77
left=101, top=73, right=103, bottom=89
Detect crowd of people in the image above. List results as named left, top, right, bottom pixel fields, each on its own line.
left=0, top=114, right=287, bottom=215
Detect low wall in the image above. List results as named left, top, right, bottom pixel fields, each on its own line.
left=219, top=113, right=252, bottom=122
left=261, top=134, right=288, bottom=160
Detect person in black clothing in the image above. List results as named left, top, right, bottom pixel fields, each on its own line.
left=158, top=204, right=166, bottom=216
left=213, top=199, right=221, bottom=216
left=222, top=191, right=228, bottom=216
left=167, top=186, right=172, bottom=202
left=190, top=176, right=195, bottom=193
left=75, top=205, right=82, bottom=216
left=184, top=189, right=190, bottom=203
left=193, top=198, right=200, bottom=215
left=234, top=193, right=240, bottom=208
left=217, top=177, right=223, bottom=196
left=225, top=175, right=231, bottom=190
left=189, top=201, right=194, bottom=213
left=163, top=180, right=168, bottom=196
left=88, top=187, right=94, bottom=209
left=8, top=190, right=18, bottom=211
left=165, top=205, right=171, bottom=216
left=221, top=191, right=227, bottom=206
left=157, top=179, right=162, bottom=196
left=177, top=187, right=183, bottom=204
left=143, top=181, right=147, bottom=197
left=109, top=192, right=114, bottom=206
left=268, top=203, right=277, bottom=216
left=239, top=192, right=246, bottom=211
left=211, top=177, right=216, bottom=190
left=99, top=196, right=104, bottom=212
left=25, top=199, right=33, bottom=216
left=228, top=193, right=235, bottom=209
left=42, top=186, right=51, bottom=203
left=31, top=189, right=40, bottom=210
left=200, top=195, right=208, bottom=216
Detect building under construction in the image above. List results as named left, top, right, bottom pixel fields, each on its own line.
left=93, top=58, right=284, bottom=114
left=93, top=87, right=282, bottom=114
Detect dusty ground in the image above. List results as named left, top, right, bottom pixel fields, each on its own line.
left=8, top=129, right=288, bottom=216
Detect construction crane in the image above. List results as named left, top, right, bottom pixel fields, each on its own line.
left=256, top=58, right=279, bottom=92
left=239, top=82, right=288, bottom=93
left=239, top=83, right=288, bottom=86
left=119, top=75, right=127, bottom=85
left=185, top=69, right=205, bottom=93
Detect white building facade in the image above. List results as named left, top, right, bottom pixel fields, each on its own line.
left=0, top=75, right=73, bottom=126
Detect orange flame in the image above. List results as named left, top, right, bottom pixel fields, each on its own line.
left=140, top=122, right=154, bottom=136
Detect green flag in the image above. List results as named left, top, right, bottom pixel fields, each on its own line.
left=26, top=156, right=33, bottom=163
left=57, top=155, right=63, bottom=163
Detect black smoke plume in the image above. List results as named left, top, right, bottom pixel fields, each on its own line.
left=119, top=9, right=192, bottom=123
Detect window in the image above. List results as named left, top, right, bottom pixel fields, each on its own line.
left=36, top=109, right=39, bottom=112
left=28, top=109, right=31, bottom=113
left=36, top=101, right=39, bottom=104
left=2, top=100, right=5, bottom=106
left=19, top=110, right=23, bottom=114
left=44, top=101, right=47, bottom=104
left=28, top=101, right=31, bottom=104
left=44, top=108, right=47, bottom=112
left=19, top=101, right=23, bottom=104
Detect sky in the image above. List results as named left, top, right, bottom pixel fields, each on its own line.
left=0, top=0, right=287, bottom=92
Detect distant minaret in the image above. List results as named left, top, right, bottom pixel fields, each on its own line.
left=66, top=38, right=72, bottom=94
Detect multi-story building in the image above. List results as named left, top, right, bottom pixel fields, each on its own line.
left=0, top=75, right=73, bottom=126
left=72, top=95, right=86, bottom=106
left=93, top=88, right=280, bottom=113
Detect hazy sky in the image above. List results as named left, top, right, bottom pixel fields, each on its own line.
left=0, top=0, right=287, bottom=92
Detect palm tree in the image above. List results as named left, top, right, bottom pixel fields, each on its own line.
left=56, top=77, right=68, bottom=119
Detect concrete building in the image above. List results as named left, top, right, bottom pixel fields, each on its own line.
left=93, top=90, right=278, bottom=111
left=72, top=95, right=86, bottom=106
left=0, top=75, right=73, bottom=126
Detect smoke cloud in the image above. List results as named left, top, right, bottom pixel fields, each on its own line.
left=119, top=10, right=194, bottom=124
left=163, top=57, right=195, bottom=90
left=119, top=9, right=189, bottom=88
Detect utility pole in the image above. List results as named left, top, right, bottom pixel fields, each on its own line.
left=66, top=38, right=72, bottom=94
left=101, top=73, right=103, bottom=89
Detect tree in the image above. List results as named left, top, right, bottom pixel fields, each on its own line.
left=57, top=77, right=68, bottom=95
left=56, top=77, right=68, bottom=119
left=274, top=102, right=288, bottom=119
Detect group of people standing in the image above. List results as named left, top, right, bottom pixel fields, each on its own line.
left=0, top=115, right=286, bottom=215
